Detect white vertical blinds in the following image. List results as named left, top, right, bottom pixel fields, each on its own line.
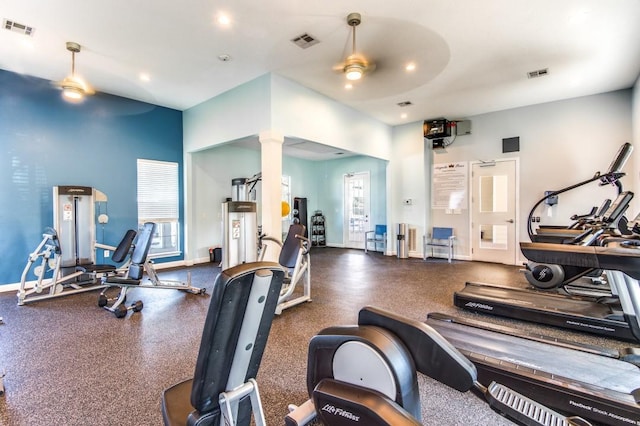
left=137, top=159, right=179, bottom=221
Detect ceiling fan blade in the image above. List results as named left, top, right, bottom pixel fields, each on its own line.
left=332, top=63, right=346, bottom=72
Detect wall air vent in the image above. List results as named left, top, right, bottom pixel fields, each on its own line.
left=3, top=19, right=34, bottom=36
left=291, top=33, right=319, bottom=49
left=397, top=101, right=413, bottom=107
left=527, top=68, right=549, bottom=79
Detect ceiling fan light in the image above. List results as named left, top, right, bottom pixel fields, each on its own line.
left=62, top=85, right=84, bottom=101
left=345, top=64, right=363, bottom=81
left=58, top=41, right=92, bottom=102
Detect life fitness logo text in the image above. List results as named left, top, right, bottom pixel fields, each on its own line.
left=321, top=404, right=360, bottom=422
left=465, top=302, right=493, bottom=311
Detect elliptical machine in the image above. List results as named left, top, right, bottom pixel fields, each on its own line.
left=285, top=306, right=590, bottom=426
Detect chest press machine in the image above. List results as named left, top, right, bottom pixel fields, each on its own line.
left=17, top=186, right=119, bottom=305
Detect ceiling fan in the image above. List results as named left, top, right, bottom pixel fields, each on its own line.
left=54, top=41, right=95, bottom=102
left=334, top=12, right=376, bottom=81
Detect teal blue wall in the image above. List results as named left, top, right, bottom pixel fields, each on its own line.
left=0, top=69, right=183, bottom=285
left=315, top=156, right=388, bottom=245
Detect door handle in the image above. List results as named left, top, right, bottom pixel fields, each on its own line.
left=506, top=219, right=514, bottom=223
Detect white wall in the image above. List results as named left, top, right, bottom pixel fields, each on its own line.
left=270, top=74, right=392, bottom=160
left=183, top=74, right=271, bottom=153
left=388, top=121, right=430, bottom=256
left=423, top=90, right=633, bottom=262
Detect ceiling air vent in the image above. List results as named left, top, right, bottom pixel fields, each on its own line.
left=397, top=101, right=413, bottom=107
left=527, top=68, right=549, bottom=79
left=3, top=19, right=34, bottom=36
left=291, top=33, right=319, bottom=49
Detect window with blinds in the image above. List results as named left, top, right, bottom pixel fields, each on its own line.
left=137, top=159, right=180, bottom=257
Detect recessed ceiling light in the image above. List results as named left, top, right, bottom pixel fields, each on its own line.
left=139, top=73, right=150, bottom=82
left=217, top=13, right=231, bottom=26
left=405, top=63, right=416, bottom=72
left=401, top=113, right=408, bottom=119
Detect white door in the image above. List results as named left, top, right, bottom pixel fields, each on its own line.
left=343, top=172, right=371, bottom=249
left=471, top=159, right=518, bottom=264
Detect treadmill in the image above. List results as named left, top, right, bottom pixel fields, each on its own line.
left=432, top=241, right=640, bottom=425
left=455, top=191, right=640, bottom=341
left=523, top=143, right=633, bottom=293
left=524, top=195, right=629, bottom=296
left=425, top=311, right=640, bottom=426
left=532, top=198, right=612, bottom=244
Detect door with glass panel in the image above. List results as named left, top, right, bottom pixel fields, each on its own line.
left=343, top=172, right=370, bottom=249
left=471, top=159, right=517, bottom=264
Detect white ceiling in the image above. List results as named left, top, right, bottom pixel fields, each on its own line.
left=2, top=0, right=640, bottom=129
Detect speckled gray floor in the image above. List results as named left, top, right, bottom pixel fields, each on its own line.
left=0, top=248, right=633, bottom=425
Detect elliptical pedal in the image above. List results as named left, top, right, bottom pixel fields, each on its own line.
left=486, top=382, right=591, bottom=426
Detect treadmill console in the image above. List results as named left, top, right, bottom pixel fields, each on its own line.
left=602, top=191, right=633, bottom=223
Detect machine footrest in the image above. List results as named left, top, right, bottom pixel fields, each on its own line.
left=486, top=382, right=591, bottom=426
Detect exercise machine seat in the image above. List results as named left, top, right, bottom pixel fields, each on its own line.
left=279, top=223, right=306, bottom=269
left=161, top=261, right=285, bottom=426
left=77, top=229, right=137, bottom=273
left=105, top=223, right=155, bottom=284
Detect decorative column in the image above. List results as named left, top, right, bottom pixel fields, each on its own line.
left=259, top=130, right=284, bottom=262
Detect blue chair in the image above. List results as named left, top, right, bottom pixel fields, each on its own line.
left=365, top=225, right=387, bottom=254
left=423, top=227, right=455, bottom=263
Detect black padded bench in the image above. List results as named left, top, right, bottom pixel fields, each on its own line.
left=161, top=261, right=284, bottom=425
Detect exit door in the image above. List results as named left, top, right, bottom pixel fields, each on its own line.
left=343, top=172, right=370, bottom=249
